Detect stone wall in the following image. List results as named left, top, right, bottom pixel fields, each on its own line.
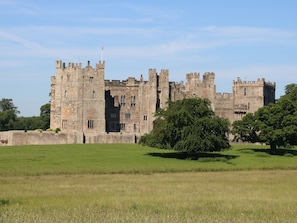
left=0, top=130, right=139, bottom=146
left=0, top=131, right=83, bottom=146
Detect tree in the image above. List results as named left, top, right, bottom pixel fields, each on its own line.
left=13, top=103, right=51, bottom=131
left=0, top=98, right=19, bottom=113
left=0, top=98, right=19, bottom=131
left=232, top=84, right=297, bottom=151
left=40, top=103, right=50, bottom=130
left=139, top=98, right=230, bottom=153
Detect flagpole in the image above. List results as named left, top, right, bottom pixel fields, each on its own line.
left=101, top=45, right=104, bottom=62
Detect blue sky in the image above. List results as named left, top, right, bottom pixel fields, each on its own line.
left=1, top=0, right=297, bottom=116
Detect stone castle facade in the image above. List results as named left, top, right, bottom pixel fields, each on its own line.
left=50, top=60, right=275, bottom=143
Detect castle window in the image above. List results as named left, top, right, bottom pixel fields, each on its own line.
left=64, top=90, right=67, bottom=98
left=120, top=123, right=125, bottom=130
left=125, top=113, right=131, bottom=119
left=89, top=77, right=94, bottom=83
left=114, top=95, right=119, bottom=106
left=62, top=120, right=67, bottom=128
left=144, top=115, right=147, bottom=121
left=120, top=95, right=126, bottom=106
left=244, top=88, right=247, bottom=96
left=111, top=113, right=116, bottom=118
left=88, top=120, right=94, bottom=129
left=134, top=123, right=137, bottom=130
left=92, top=91, right=96, bottom=98
left=131, top=96, right=136, bottom=107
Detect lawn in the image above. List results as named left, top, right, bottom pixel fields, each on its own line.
left=1, top=144, right=297, bottom=222
left=1, top=143, right=297, bottom=176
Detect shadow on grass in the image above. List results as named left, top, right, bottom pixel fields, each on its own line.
left=146, top=152, right=238, bottom=161
left=239, top=148, right=297, bottom=157
left=242, top=148, right=297, bottom=156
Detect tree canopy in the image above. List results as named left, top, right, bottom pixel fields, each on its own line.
left=139, top=98, right=230, bottom=153
left=0, top=98, right=19, bottom=131
left=232, top=84, right=297, bottom=151
left=0, top=99, right=50, bottom=131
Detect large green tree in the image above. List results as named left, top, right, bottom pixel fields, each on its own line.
left=232, top=84, right=297, bottom=151
left=0, top=98, right=19, bottom=131
left=139, top=98, right=230, bottom=153
left=13, top=103, right=50, bottom=131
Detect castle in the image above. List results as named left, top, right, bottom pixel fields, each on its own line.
left=49, top=60, right=275, bottom=143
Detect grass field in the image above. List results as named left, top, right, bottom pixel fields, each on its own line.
left=1, top=144, right=297, bottom=222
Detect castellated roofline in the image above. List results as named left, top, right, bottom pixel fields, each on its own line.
left=233, top=77, right=276, bottom=87
left=55, top=60, right=105, bottom=70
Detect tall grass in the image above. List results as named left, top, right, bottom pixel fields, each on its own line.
left=1, top=144, right=297, bottom=222
left=1, top=171, right=297, bottom=222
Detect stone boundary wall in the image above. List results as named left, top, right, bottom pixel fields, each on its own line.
left=85, top=133, right=140, bottom=144
left=0, top=131, right=139, bottom=146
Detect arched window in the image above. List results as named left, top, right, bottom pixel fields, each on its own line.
left=92, top=91, right=96, bottom=98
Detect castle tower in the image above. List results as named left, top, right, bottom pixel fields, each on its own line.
left=50, top=60, right=105, bottom=135
left=158, top=69, right=169, bottom=109
left=232, top=77, right=276, bottom=121
left=147, top=69, right=158, bottom=133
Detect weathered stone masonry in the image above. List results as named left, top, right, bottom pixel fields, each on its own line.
left=0, top=60, right=275, bottom=146
left=50, top=60, right=275, bottom=143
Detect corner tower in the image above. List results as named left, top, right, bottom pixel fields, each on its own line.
left=50, top=60, right=105, bottom=135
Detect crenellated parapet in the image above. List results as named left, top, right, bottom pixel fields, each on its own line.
left=55, top=60, right=105, bottom=71
left=105, top=78, right=140, bottom=87
left=233, top=77, right=276, bottom=88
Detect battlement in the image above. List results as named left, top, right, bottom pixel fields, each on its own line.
left=186, top=72, right=200, bottom=80
left=233, top=77, right=275, bottom=87
left=216, top=92, right=233, bottom=99
left=56, top=60, right=105, bottom=70
left=186, top=72, right=215, bottom=84
left=105, top=77, right=140, bottom=86
left=203, top=72, right=215, bottom=81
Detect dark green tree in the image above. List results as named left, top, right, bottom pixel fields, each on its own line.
left=40, top=103, right=50, bottom=130
left=139, top=98, right=230, bottom=152
left=13, top=103, right=50, bottom=131
left=0, top=98, right=19, bottom=131
left=232, top=84, right=297, bottom=151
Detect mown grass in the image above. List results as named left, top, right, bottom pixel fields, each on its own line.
left=1, top=144, right=297, bottom=176
left=1, top=144, right=297, bottom=222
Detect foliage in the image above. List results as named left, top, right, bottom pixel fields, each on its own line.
left=0, top=98, right=19, bottom=131
left=232, top=83, right=297, bottom=151
left=0, top=100, right=50, bottom=131
left=0, top=98, right=19, bottom=113
left=40, top=103, right=50, bottom=130
left=139, top=98, right=230, bottom=152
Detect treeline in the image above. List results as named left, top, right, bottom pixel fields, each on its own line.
left=0, top=98, right=50, bottom=131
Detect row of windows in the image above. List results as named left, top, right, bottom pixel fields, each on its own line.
left=110, top=113, right=148, bottom=120
left=110, top=123, right=137, bottom=131
left=62, top=119, right=145, bottom=131
left=110, top=113, right=131, bottom=119
left=120, top=95, right=136, bottom=107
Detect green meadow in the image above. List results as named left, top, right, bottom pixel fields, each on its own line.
left=1, top=144, right=297, bottom=222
